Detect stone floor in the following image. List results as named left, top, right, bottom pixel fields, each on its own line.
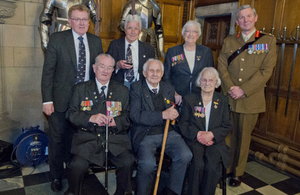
left=1, top=157, right=300, bottom=195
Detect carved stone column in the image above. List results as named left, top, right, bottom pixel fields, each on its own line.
left=0, top=0, right=20, bottom=142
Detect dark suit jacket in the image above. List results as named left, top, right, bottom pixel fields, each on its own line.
left=163, top=44, right=214, bottom=97
left=179, top=91, right=232, bottom=167
left=106, top=38, right=155, bottom=84
left=41, top=29, right=103, bottom=112
left=129, top=79, right=175, bottom=153
left=66, top=79, right=131, bottom=165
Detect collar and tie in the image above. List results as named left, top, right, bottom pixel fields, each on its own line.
left=152, top=88, right=158, bottom=94
left=76, top=36, right=86, bottom=84
left=125, top=44, right=135, bottom=82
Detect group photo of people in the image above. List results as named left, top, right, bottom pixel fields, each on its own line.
left=40, top=2, right=276, bottom=195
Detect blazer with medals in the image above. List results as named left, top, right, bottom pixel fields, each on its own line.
left=179, top=91, right=232, bottom=167
left=41, top=29, right=103, bottom=112
left=106, top=38, right=155, bottom=84
left=66, top=79, right=131, bottom=165
left=130, top=79, right=175, bottom=153
left=163, top=44, right=214, bottom=97
left=218, top=31, right=276, bottom=113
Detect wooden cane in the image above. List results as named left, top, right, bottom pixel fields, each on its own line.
left=153, top=118, right=175, bottom=195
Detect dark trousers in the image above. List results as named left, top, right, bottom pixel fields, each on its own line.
left=135, top=131, right=192, bottom=195
left=48, top=111, right=74, bottom=179
left=188, top=143, right=222, bottom=195
left=67, top=150, right=134, bottom=195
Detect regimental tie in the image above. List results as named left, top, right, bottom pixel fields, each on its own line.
left=99, top=86, right=106, bottom=103
left=76, top=36, right=86, bottom=84
left=152, top=88, right=158, bottom=94
left=125, top=44, right=135, bottom=82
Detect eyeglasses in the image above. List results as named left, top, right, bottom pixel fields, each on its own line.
left=184, top=30, right=198, bottom=34
left=200, top=79, right=215, bottom=84
left=99, top=65, right=114, bottom=72
left=70, top=18, right=89, bottom=23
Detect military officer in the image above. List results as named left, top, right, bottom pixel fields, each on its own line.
left=217, top=4, right=277, bottom=186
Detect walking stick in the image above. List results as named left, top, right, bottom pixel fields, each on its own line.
left=105, top=123, right=108, bottom=194
left=153, top=119, right=170, bottom=195
left=153, top=109, right=176, bottom=195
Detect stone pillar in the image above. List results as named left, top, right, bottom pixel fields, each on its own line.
left=0, top=0, right=20, bottom=142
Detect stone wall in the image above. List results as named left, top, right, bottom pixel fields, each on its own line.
left=0, top=0, right=45, bottom=143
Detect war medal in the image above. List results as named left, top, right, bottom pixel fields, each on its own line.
left=80, top=100, right=93, bottom=111
left=106, top=101, right=122, bottom=117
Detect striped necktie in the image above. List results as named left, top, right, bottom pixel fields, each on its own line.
left=125, top=44, right=134, bottom=82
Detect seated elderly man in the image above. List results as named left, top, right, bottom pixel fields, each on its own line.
left=64, top=54, right=133, bottom=195
left=130, top=59, right=192, bottom=195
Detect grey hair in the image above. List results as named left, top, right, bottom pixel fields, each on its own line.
left=196, top=67, right=221, bottom=88
left=143, top=58, right=164, bottom=72
left=95, top=53, right=115, bottom=67
left=236, top=5, right=257, bottom=20
left=181, top=20, right=202, bottom=38
left=124, top=14, right=142, bottom=30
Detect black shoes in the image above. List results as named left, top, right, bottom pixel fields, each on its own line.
left=51, top=178, right=63, bottom=192
left=228, top=176, right=241, bottom=187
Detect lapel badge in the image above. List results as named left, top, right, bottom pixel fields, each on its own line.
left=213, top=101, right=218, bottom=109
left=197, top=56, right=201, bottom=61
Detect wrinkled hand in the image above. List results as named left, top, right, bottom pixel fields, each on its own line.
left=197, top=131, right=214, bottom=145
left=229, top=86, right=245, bottom=100
left=43, top=103, right=54, bottom=116
left=89, top=113, right=109, bottom=126
left=116, top=60, right=133, bottom=70
left=107, top=116, right=116, bottom=127
left=175, top=92, right=182, bottom=106
left=162, top=105, right=179, bottom=120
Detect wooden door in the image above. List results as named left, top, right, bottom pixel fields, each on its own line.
left=202, top=15, right=231, bottom=68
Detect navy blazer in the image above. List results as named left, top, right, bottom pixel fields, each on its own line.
left=106, top=38, right=155, bottom=84
left=179, top=91, right=232, bottom=167
left=129, top=79, right=175, bottom=153
left=41, top=29, right=103, bottom=112
left=163, top=44, right=214, bottom=97
left=66, top=79, right=131, bottom=165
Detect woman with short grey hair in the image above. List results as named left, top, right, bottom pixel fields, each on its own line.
left=179, top=67, right=232, bottom=195
left=163, top=20, right=214, bottom=106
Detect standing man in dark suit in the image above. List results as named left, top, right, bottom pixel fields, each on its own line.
left=106, top=14, right=155, bottom=89
left=41, top=4, right=103, bottom=192
left=130, top=59, right=192, bottom=195
left=218, top=5, right=276, bottom=186
left=64, top=54, right=133, bottom=195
